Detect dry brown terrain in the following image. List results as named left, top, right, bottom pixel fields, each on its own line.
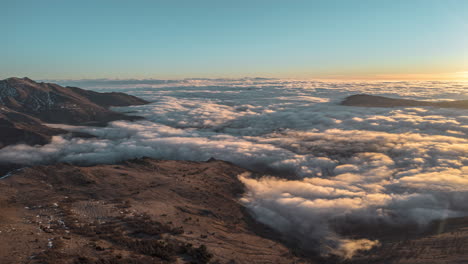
left=0, top=158, right=303, bottom=264
left=1, top=158, right=468, bottom=264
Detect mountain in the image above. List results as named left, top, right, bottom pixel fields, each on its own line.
left=0, top=158, right=300, bottom=264
left=0, top=77, right=149, bottom=125
left=342, top=94, right=468, bottom=109
left=0, top=77, right=149, bottom=148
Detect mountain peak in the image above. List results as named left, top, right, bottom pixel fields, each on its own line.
left=4, top=77, right=35, bottom=83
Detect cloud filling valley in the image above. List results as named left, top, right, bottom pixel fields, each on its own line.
left=2, top=78, right=467, bottom=257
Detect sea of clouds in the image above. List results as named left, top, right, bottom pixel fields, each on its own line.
left=1, top=78, right=467, bottom=257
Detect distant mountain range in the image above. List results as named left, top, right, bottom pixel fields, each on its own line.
left=0, top=77, right=149, bottom=148
left=342, top=94, right=468, bottom=109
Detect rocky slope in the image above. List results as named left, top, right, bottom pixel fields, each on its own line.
left=0, top=158, right=301, bottom=264
left=342, top=94, right=468, bottom=109
left=0, top=77, right=149, bottom=148
left=0, top=107, right=65, bottom=148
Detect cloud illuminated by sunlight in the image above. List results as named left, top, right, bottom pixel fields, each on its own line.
left=314, top=71, right=468, bottom=81
left=381, top=72, right=468, bottom=81
left=455, top=71, right=468, bottom=80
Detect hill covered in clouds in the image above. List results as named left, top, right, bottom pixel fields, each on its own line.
left=0, top=77, right=149, bottom=148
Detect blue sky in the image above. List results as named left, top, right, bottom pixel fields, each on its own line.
left=2, top=0, right=468, bottom=80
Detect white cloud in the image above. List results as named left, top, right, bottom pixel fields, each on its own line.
left=1, top=79, right=467, bottom=258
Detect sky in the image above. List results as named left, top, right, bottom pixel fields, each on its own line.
left=2, top=0, right=468, bottom=80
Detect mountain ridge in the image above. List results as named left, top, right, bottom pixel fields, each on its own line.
left=0, top=77, right=149, bottom=148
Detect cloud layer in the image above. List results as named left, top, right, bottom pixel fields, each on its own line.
left=2, top=79, right=467, bottom=258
